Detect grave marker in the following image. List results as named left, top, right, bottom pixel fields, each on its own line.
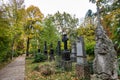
left=49, top=43, right=55, bottom=61
left=71, top=42, right=76, bottom=62
left=76, top=36, right=90, bottom=79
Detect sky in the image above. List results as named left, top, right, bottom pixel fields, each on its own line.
left=25, top=0, right=96, bottom=20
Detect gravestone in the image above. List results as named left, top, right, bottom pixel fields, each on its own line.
left=61, top=33, right=72, bottom=71
left=49, top=43, right=55, bottom=61
left=93, top=3, right=118, bottom=80
left=38, top=48, right=40, bottom=53
left=76, top=37, right=90, bottom=79
left=56, top=41, right=62, bottom=67
left=70, top=42, right=77, bottom=62
left=44, top=41, right=47, bottom=56
left=62, top=34, right=70, bottom=60
left=57, top=41, right=61, bottom=56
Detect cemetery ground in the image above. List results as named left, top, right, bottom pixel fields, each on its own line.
left=25, top=55, right=78, bottom=80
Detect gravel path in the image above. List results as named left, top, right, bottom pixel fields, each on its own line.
left=0, top=54, right=25, bottom=80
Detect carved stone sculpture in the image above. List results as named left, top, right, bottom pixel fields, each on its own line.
left=93, top=5, right=118, bottom=80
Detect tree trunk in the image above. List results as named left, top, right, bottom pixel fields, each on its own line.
left=26, top=37, right=30, bottom=56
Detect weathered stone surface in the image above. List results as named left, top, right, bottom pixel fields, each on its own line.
left=76, top=37, right=90, bottom=79
left=93, top=22, right=118, bottom=80
left=93, top=3, right=118, bottom=79
left=76, top=37, right=87, bottom=64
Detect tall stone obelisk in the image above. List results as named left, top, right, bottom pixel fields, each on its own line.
left=93, top=2, right=118, bottom=80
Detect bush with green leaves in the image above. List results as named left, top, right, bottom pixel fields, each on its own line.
left=86, top=41, right=95, bottom=56
left=34, top=53, right=47, bottom=63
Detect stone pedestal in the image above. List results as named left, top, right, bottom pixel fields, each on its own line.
left=61, top=60, right=72, bottom=71
left=62, top=50, right=70, bottom=61
left=76, top=64, right=90, bottom=80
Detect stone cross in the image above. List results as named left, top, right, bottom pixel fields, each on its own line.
left=62, top=34, right=68, bottom=50
left=61, top=33, right=72, bottom=71
left=93, top=2, right=118, bottom=80
left=62, top=33, right=70, bottom=61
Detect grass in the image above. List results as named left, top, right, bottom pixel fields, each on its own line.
left=25, top=56, right=78, bottom=80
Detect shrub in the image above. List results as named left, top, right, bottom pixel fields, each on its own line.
left=86, top=41, right=95, bottom=56
left=34, top=53, right=47, bottom=63
left=34, top=64, right=55, bottom=76
left=40, top=64, right=54, bottom=76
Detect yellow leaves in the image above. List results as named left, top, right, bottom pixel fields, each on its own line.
left=26, top=5, right=44, bottom=21
left=24, top=5, right=44, bottom=40
left=102, top=8, right=120, bottom=39
left=29, top=34, right=34, bottom=38
left=61, top=40, right=71, bottom=50
left=33, top=23, right=43, bottom=31
left=61, top=42, right=64, bottom=50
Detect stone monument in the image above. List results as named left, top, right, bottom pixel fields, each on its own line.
left=76, top=36, right=90, bottom=79
left=57, top=41, right=61, bottom=56
left=70, top=42, right=77, bottom=62
left=62, top=33, right=70, bottom=61
left=93, top=2, right=118, bottom=80
left=56, top=41, right=62, bottom=67
left=61, top=33, right=72, bottom=71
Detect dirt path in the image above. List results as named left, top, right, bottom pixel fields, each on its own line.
left=0, top=54, right=25, bottom=80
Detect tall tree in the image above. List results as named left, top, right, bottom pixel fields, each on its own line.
left=51, top=11, right=79, bottom=42
left=0, top=0, right=25, bottom=59
left=40, top=15, right=59, bottom=50
left=0, top=10, right=11, bottom=62
left=25, top=5, right=43, bottom=56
